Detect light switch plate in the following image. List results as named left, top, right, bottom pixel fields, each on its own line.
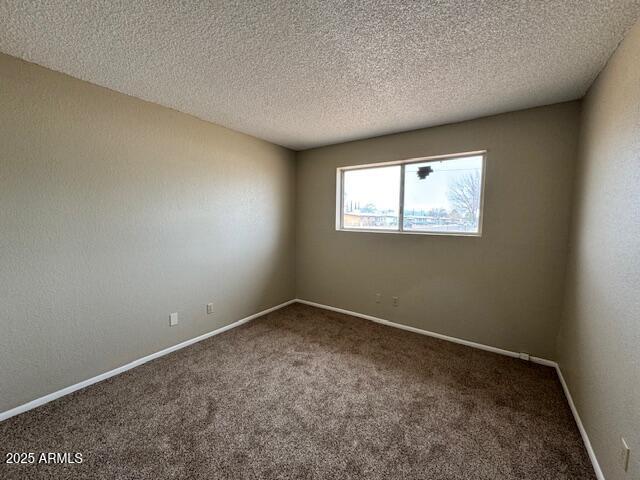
left=169, top=312, right=178, bottom=327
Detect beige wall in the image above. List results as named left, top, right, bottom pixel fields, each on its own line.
left=296, top=102, right=580, bottom=360
left=558, top=21, right=640, bottom=480
left=0, top=53, right=296, bottom=412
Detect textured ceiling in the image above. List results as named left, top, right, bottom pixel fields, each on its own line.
left=1, top=1, right=640, bottom=150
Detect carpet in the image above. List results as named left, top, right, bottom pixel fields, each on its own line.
left=0, top=303, right=595, bottom=479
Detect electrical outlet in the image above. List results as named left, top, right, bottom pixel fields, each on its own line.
left=621, top=437, right=630, bottom=472
left=375, top=293, right=381, bottom=304
left=392, top=296, right=399, bottom=307
left=206, top=303, right=214, bottom=314
left=169, top=312, right=178, bottom=327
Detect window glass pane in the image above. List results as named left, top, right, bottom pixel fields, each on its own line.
left=343, top=166, right=400, bottom=230
left=403, top=156, right=483, bottom=234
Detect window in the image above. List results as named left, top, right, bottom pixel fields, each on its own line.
left=342, top=165, right=401, bottom=230
left=337, top=152, right=486, bottom=236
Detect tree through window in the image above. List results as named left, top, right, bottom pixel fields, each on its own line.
left=338, top=153, right=485, bottom=235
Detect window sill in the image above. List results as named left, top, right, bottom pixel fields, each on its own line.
left=336, top=228, right=482, bottom=237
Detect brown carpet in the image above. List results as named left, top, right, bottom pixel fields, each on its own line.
left=1, top=303, right=595, bottom=479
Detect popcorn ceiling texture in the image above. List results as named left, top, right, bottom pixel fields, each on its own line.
left=1, top=0, right=639, bottom=150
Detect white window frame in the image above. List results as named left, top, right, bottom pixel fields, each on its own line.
left=335, top=150, right=487, bottom=237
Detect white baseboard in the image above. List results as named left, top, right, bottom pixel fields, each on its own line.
left=295, top=298, right=603, bottom=479
left=0, top=299, right=296, bottom=422
left=1, top=296, right=605, bottom=480
left=295, top=298, right=556, bottom=366
left=555, top=366, right=605, bottom=480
